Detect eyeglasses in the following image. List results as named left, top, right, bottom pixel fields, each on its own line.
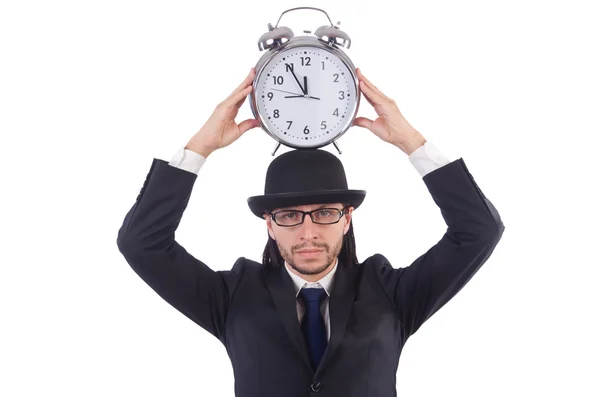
left=268, top=207, right=349, bottom=227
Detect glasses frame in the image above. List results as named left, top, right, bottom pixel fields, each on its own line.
left=268, top=206, right=350, bottom=227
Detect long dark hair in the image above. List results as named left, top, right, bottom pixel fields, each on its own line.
left=261, top=212, right=359, bottom=270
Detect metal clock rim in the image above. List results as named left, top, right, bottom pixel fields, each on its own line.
left=249, top=36, right=361, bottom=151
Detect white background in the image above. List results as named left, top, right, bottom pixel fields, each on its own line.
left=1, top=0, right=598, bottom=396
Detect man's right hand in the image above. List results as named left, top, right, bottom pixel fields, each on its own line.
left=185, top=67, right=261, bottom=158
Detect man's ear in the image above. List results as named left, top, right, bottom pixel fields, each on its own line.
left=343, top=206, right=354, bottom=235
left=264, top=214, right=276, bottom=240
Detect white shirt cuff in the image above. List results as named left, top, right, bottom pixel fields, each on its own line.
left=408, top=141, right=452, bottom=177
left=166, top=141, right=450, bottom=178
left=168, top=146, right=207, bottom=175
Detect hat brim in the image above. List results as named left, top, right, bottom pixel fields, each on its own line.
left=247, top=190, right=366, bottom=219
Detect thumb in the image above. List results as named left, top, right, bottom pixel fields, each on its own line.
left=353, top=117, right=373, bottom=130
left=238, top=118, right=261, bottom=134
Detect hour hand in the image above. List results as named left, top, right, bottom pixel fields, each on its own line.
left=271, top=88, right=320, bottom=100
left=300, top=76, right=318, bottom=99
left=285, top=94, right=320, bottom=100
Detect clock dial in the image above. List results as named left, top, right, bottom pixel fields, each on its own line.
left=255, top=46, right=357, bottom=148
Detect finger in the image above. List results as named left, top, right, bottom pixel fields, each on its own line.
left=238, top=118, right=261, bottom=134
left=225, top=85, right=253, bottom=109
left=359, top=80, right=388, bottom=106
left=357, top=67, right=388, bottom=98
left=353, top=116, right=373, bottom=130
left=234, top=85, right=252, bottom=108
left=236, top=67, right=256, bottom=92
left=357, top=68, right=393, bottom=102
left=226, top=67, right=256, bottom=101
left=359, top=85, right=376, bottom=108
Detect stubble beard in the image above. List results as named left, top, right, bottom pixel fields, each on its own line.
left=278, top=235, right=344, bottom=276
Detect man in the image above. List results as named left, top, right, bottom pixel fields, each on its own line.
left=117, top=67, right=505, bottom=397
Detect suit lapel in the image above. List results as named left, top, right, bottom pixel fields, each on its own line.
left=265, top=261, right=360, bottom=375
left=315, top=263, right=358, bottom=375
left=266, top=263, right=313, bottom=373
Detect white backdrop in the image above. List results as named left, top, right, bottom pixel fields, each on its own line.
left=1, top=0, right=598, bottom=396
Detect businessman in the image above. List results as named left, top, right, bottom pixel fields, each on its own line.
left=117, top=67, right=505, bottom=397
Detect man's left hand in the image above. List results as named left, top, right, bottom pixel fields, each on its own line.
left=353, top=68, right=427, bottom=156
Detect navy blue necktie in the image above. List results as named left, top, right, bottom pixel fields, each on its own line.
left=298, top=287, right=328, bottom=370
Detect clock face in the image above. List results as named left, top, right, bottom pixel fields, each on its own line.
left=254, top=45, right=358, bottom=148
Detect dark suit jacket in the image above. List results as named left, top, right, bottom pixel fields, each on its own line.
left=117, top=156, right=504, bottom=397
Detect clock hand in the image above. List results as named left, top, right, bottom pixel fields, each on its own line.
left=299, top=76, right=319, bottom=99
left=272, top=88, right=320, bottom=100
left=271, top=88, right=303, bottom=96
left=304, top=76, right=321, bottom=101
left=285, top=95, right=321, bottom=100
left=287, top=67, right=307, bottom=95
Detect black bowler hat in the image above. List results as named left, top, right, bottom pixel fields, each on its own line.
left=247, top=149, right=366, bottom=219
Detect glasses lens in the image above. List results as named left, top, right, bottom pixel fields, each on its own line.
left=274, top=211, right=303, bottom=226
left=311, top=208, right=341, bottom=224
left=273, top=208, right=344, bottom=226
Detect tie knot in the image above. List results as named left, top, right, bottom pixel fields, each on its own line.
left=299, top=287, right=327, bottom=305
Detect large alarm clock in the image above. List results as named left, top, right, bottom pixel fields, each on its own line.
left=249, top=7, right=360, bottom=155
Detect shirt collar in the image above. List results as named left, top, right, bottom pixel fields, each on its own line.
left=284, top=257, right=338, bottom=298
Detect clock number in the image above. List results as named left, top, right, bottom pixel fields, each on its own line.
left=338, top=91, right=345, bottom=100
left=321, top=61, right=325, bottom=70
left=333, top=73, right=339, bottom=82
left=301, top=57, right=311, bottom=66
left=273, top=76, right=284, bottom=85
left=267, top=92, right=273, bottom=101
left=286, top=121, right=293, bottom=130
left=304, top=126, right=310, bottom=135
left=273, top=109, right=280, bottom=118
left=321, top=121, right=327, bottom=130
left=333, top=108, right=339, bottom=117
left=285, top=63, right=294, bottom=72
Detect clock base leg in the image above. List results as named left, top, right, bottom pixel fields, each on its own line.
left=333, top=140, right=342, bottom=155
left=271, top=142, right=281, bottom=156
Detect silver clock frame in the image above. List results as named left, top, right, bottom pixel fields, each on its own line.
left=249, top=35, right=360, bottom=155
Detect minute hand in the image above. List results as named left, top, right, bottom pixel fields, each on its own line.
left=288, top=67, right=307, bottom=95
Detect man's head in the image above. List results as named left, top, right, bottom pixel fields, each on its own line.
left=247, top=149, right=366, bottom=273
left=262, top=203, right=354, bottom=279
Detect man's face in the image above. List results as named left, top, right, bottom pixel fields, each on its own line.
left=264, top=203, right=353, bottom=277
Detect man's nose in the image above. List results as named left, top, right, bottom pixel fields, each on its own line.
left=299, top=213, right=318, bottom=238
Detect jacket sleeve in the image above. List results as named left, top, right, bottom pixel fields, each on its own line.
left=373, top=157, right=505, bottom=338
left=116, top=158, right=244, bottom=343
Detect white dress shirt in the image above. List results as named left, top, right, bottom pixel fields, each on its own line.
left=284, top=258, right=338, bottom=341
left=166, top=141, right=453, bottom=341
